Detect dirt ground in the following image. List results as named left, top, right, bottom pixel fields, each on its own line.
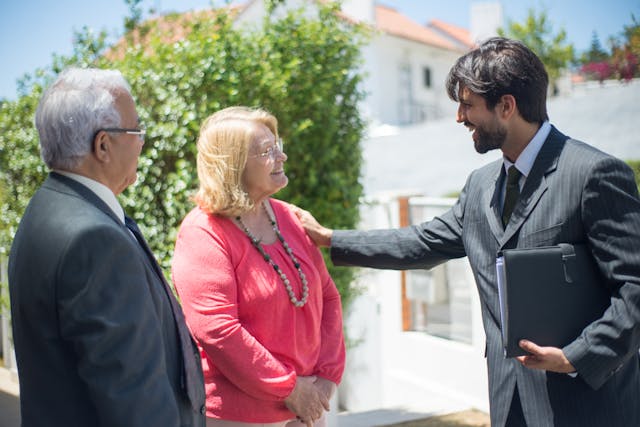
left=383, top=409, right=490, bottom=427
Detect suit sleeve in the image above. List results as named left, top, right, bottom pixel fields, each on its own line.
left=563, top=156, right=640, bottom=389
left=57, top=226, right=180, bottom=426
left=331, top=182, right=469, bottom=269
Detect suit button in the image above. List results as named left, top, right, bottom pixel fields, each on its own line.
left=200, top=405, right=206, bottom=415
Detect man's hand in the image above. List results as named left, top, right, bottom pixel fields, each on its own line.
left=294, top=208, right=333, bottom=247
left=284, top=376, right=329, bottom=427
left=516, top=339, right=576, bottom=374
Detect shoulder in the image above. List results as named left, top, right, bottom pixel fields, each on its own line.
left=179, top=206, right=229, bottom=232
left=546, top=126, right=618, bottom=166
left=269, top=198, right=300, bottom=226
left=22, top=185, right=119, bottom=242
left=175, top=206, right=236, bottom=251
left=269, top=198, right=309, bottom=238
left=269, top=198, right=294, bottom=214
left=559, top=138, right=631, bottom=177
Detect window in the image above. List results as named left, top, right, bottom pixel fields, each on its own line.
left=423, top=67, right=432, bottom=88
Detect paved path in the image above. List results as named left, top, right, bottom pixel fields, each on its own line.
left=0, top=366, right=20, bottom=427
left=0, top=365, right=482, bottom=427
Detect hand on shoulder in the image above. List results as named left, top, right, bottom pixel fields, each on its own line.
left=293, top=207, right=333, bottom=247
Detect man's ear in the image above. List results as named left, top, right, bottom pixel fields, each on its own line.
left=498, top=94, right=517, bottom=119
left=92, top=131, right=110, bottom=162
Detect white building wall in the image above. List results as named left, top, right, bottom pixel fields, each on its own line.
left=341, top=0, right=375, bottom=24
left=367, top=36, right=461, bottom=126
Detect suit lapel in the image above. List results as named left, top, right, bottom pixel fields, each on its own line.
left=483, top=163, right=505, bottom=243
left=124, top=217, right=167, bottom=281
left=500, top=127, right=565, bottom=248
left=125, top=216, right=204, bottom=410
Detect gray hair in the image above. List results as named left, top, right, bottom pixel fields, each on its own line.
left=35, top=67, right=132, bottom=170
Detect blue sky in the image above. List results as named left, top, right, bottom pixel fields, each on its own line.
left=1, top=0, right=638, bottom=100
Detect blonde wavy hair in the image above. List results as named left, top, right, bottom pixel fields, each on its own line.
left=194, top=106, right=279, bottom=217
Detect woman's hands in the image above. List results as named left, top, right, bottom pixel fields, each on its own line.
left=284, top=376, right=334, bottom=427
left=313, top=377, right=337, bottom=402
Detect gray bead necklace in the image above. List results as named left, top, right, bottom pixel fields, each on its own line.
left=236, top=202, right=309, bottom=307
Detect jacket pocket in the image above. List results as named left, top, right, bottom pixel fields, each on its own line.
left=519, top=223, right=563, bottom=246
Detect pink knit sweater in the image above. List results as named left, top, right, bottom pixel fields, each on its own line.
left=172, top=199, right=345, bottom=422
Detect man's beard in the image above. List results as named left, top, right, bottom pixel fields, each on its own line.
left=473, top=122, right=507, bottom=154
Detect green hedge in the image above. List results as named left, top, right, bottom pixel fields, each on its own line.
left=627, top=160, right=640, bottom=189
left=0, top=2, right=370, bottom=311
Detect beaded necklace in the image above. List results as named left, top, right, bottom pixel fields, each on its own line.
left=236, top=202, right=309, bottom=307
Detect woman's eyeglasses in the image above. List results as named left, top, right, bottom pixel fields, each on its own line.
left=252, top=138, right=284, bottom=160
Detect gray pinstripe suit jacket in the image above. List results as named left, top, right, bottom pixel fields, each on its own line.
left=331, top=126, right=640, bottom=426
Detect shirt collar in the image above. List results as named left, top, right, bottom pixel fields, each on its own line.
left=503, top=120, right=551, bottom=177
left=54, top=170, right=125, bottom=224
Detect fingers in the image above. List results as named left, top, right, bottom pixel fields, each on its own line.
left=319, top=392, right=330, bottom=412
left=519, top=339, right=541, bottom=355
left=285, top=376, right=329, bottom=423
left=293, top=207, right=305, bottom=219
left=516, top=340, right=575, bottom=373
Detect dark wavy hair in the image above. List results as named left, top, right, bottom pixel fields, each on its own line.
left=446, top=37, right=549, bottom=123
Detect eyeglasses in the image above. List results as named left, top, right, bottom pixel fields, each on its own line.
left=251, top=138, right=284, bottom=160
left=95, top=127, right=146, bottom=141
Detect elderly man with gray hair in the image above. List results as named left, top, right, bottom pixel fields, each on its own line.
left=8, top=67, right=206, bottom=427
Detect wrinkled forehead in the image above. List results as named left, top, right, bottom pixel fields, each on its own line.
left=248, top=122, right=276, bottom=147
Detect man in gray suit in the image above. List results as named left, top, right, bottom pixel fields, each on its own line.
left=297, top=38, right=640, bottom=426
left=8, top=68, right=206, bottom=426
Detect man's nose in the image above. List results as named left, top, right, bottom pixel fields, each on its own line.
left=456, top=104, right=465, bottom=123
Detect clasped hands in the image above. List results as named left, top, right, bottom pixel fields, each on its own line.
left=284, top=376, right=336, bottom=427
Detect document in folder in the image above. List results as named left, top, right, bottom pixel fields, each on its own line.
left=496, top=244, right=610, bottom=358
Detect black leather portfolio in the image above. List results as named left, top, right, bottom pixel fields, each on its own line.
left=496, top=243, right=610, bottom=358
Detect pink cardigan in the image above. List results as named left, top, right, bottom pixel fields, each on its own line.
left=172, top=199, right=345, bottom=422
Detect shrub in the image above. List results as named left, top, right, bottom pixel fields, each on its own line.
left=0, top=2, right=370, bottom=311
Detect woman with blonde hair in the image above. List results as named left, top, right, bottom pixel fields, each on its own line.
left=172, top=106, right=345, bottom=427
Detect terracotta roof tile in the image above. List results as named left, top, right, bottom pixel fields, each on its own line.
left=427, top=18, right=474, bottom=49
left=105, top=6, right=242, bottom=60
left=375, top=5, right=462, bottom=51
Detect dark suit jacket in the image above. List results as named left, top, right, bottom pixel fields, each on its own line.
left=331, top=127, right=640, bottom=427
left=9, top=172, right=205, bottom=427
